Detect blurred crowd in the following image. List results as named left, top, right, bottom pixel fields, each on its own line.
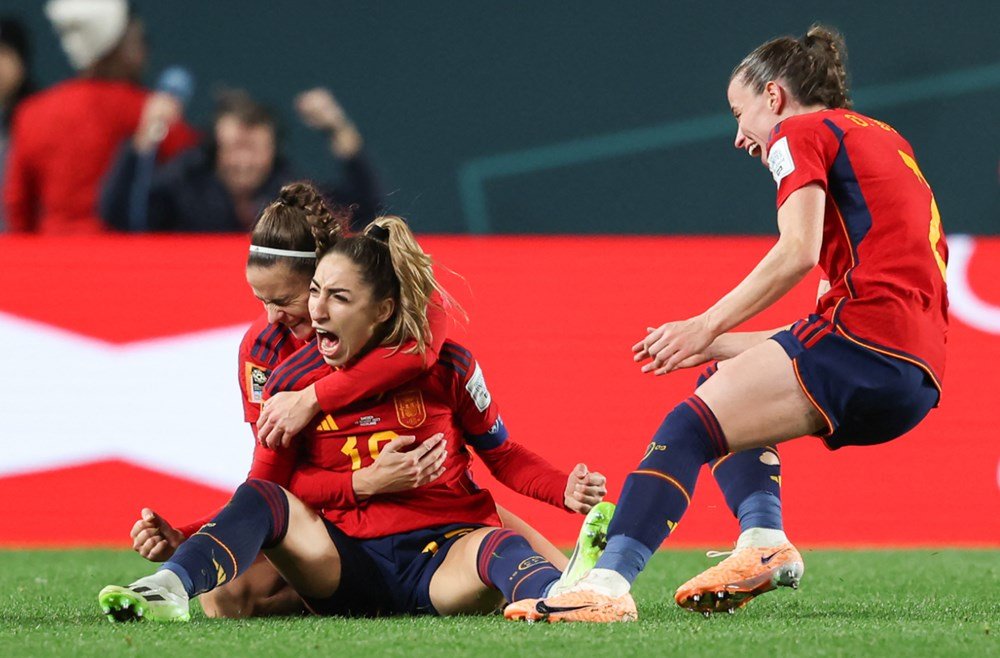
left=0, top=0, right=382, bottom=234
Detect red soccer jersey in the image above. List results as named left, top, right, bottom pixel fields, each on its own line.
left=177, top=310, right=451, bottom=538
left=767, top=109, right=948, bottom=388
left=260, top=340, right=567, bottom=539
left=3, top=79, right=198, bottom=234
left=237, top=313, right=307, bottom=424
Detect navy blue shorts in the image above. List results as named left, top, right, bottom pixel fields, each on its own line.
left=769, top=315, right=939, bottom=450
left=301, top=521, right=482, bottom=617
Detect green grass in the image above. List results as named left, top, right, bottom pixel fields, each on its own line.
left=1, top=549, right=996, bottom=657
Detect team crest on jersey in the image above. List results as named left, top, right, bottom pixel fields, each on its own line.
left=244, top=363, right=271, bottom=404
left=394, top=390, right=426, bottom=428
left=465, top=362, right=492, bottom=412
left=767, top=136, right=795, bottom=186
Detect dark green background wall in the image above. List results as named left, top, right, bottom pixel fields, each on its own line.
left=11, top=0, right=1000, bottom=234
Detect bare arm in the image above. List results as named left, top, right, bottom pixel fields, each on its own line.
left=636, top=184, right=825, bottom=375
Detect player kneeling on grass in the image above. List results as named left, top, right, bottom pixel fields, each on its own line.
left=99, top=212, right=613, bottom=621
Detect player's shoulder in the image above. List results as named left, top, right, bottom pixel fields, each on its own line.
left=434, top=340, right=495, bottom=411
left=770, top=109, right=858, bottom=147
left=240, top=314, right=291, bottom=368
left=264, top=339, right=328, bottom=394
left=436, top=340, right=479, bottom=383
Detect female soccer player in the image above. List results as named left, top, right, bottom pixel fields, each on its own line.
left=519, top=24, right=948, bottom=622
left=102, top=197, right=609, bottom=621
left=126, top=184, right=604, bottom=617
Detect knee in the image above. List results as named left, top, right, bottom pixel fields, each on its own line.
left=199, top=580, right=258, bottom=619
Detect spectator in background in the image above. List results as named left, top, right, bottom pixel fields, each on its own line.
left=0, top=17, right=35, bottom=231
left=101, top=87, right=380, bottom=232
left=3, top=0, right=198, bottom=234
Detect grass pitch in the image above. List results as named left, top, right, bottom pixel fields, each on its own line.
left=0, top=549, right=995, bottom=657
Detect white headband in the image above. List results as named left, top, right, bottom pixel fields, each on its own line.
left=249, top=245, right=316, bottom=259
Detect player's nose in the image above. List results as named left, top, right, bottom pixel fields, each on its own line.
left=308, top=298, right=327, bottom=323
left=734, top=127, right=747, bottom=150
left=265, top=306, right=281, bottom=324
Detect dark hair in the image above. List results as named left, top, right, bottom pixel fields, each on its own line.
left=312, top=215, right=453, bottom=356
left=214, top=88, right=278, bottom=132
left=248, top=182, right=347, bottom=277
left=732, top=23, right=851, bottom=109
left=0, top=17, right=35, bottom=129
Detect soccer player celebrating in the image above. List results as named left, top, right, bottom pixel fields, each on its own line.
left=101, top=197, right=610, bottom=621
left=125, top=184, right=607, bottom=618
left=517, top=24, right=948, bottom=622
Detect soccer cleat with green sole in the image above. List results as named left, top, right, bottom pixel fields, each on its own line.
left=549, top=501, right=616, bottom=597
left=98, top=572, right=191, bottom=623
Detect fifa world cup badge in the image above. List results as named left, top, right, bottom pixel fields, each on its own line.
left=245, top=363, right=271, bottom=403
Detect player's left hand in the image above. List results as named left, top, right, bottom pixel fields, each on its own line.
left=564, top=463, right=607, bottom=514
left=258, top=386, right=321, bottom=449
left=633, top=316, right=716, bottom=376
left=130, top=508, right=184, bottom=562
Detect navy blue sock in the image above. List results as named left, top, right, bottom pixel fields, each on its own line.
left=709, top=447, right=783, bottom=531
left=161, top=479, right=289, bottom=597
left=596, top=396, right=728, bottom=584
left=476, top=529, right=560, bottom=602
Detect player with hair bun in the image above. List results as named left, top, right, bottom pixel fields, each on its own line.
left=102, top=189, right=610, bottom=621
left=518, top=24, right=948, bottom=623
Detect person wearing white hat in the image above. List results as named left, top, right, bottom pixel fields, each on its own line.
left=2, top=0, right=197, bottom=234
left=45, top=0, right=131, bottom=73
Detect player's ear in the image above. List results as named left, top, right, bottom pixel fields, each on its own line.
left=764, top=80, right=785, bottom=114
left=375, top=297, right=395, bottom=324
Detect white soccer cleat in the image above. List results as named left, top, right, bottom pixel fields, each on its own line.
left=98, top=569, right=191, bottom=622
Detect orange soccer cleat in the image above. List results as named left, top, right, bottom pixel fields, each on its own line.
left=504, top=589, right=638, bottom=623
left=674, top=542, right=804, bottom=615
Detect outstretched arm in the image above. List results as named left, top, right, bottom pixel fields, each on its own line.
left=635, top=184, right=825, bottom=375
left=474, top=435, right=607, bottom=514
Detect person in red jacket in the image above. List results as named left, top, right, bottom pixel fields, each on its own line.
left=3, top=0, right=196, bottom=233
left=122, top=183, right=605, bottom=618
left=99, top=191, right=609, bottom=622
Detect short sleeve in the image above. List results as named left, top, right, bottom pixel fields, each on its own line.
left=442, top=347, right=508, bottom=450
left=769, top=118, right=839, bottom=209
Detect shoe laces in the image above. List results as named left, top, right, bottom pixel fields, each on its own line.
left=705, top=542, right=739, bottom=559
left=705, top=549, right=734, bottom=559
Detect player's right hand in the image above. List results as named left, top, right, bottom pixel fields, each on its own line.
left=130, top=508, right=185, bottom=562
left=353, top=434, right=448, bottom=499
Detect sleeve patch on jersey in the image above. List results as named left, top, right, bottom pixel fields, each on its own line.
left=244, top=362, right=271, bottom=404
left=465, top=362, right=492, bottom=412
left=768, top=136, right=796, bottom=186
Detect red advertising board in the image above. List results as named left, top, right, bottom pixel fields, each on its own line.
left=1, top=235, right=997, bottom=547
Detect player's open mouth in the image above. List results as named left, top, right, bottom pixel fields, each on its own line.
left=747, top=143, right=761, bottom=158
left=315, top=328, right=341, bottom=357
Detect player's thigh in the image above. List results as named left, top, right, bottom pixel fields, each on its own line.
left=427, top=527, right=504, bottom=616
left=199, top=553, right=304, bottom=618
left=261, top=489, right=343, bottom=599
left=696, top=338, right=824, bottom=452
left=496, top=505, right=567, bottom=570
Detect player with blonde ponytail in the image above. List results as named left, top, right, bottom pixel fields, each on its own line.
left=100, top=190, right=612, bottom=623
left=115, top=182, right=593, bottom=620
